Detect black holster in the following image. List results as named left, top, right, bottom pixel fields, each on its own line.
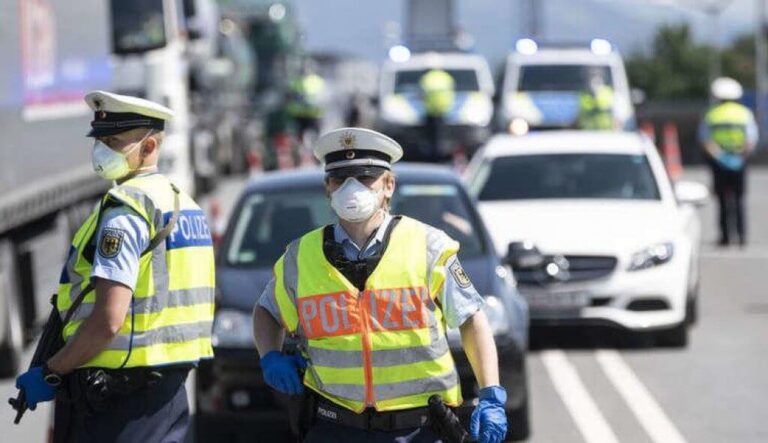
left=59, top=368, right=166, bottom=416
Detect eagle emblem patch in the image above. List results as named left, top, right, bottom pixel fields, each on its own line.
left=99, top=228, right=125, bottom=258
left=339, top=131, right=356, bottom=149
left=449, top=260, right=472, bottom=288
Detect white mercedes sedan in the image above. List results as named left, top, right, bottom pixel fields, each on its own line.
left=465, top=131, right=708, bottom=347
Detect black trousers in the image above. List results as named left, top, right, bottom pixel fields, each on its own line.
left=55, top=371, right=190, bottom=443
left=710, top=161, right=747, bottom=244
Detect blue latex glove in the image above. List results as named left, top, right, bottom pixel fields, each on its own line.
left=717, top=152, right=744, bottom=171
left=470, top=385, right=508, bottom=443
left=260, top=351, right=307, bottom=395
left=15, top=366, right=56, bottom=410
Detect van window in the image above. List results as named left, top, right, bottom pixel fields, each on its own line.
left=517, top=65, right=613, bottom=92
left=395, top=69, right=480, bottom=94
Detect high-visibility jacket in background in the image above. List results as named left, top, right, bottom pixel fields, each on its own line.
left=705, top=101, right=754, bottom=154
left=420, top=69, right=456, bottom=118
left=287, top=74, right=326, bottom=119
left=578, top=85, right=615, bottom=130
left=57, top=174, right=215, bottom=369
left=273, top=216, right=462, bottom=413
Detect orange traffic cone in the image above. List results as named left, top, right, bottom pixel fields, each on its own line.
left=208, top=198, right=224, bottom=246
left=640, top=121, right=656, bottom=144
left=247, top=150, right=263, bottom=176
left=452, top=146, right=468, bottom=175
left=662, top=122, right=684, bottom=181
left=274, top=132, right=295, bottom=170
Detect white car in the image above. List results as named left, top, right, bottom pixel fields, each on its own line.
left=465, top=131, right=707, bottom=346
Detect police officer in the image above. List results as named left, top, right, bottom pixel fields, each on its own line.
left=288, top=62, right=327, bottom=146
left=15, top=91, right=215, bottom=442
left=253, top=128, right=508, bottom=443
left=699, top=77, right=759, bottom=247
left=420, top=69, right=456, bottom=160
left=577, top=67, right=616, bottom=130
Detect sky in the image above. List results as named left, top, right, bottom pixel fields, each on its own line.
left=291, top=0, right=757, bottom=66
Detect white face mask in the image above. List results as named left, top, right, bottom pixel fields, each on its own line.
left=91, top=132, right=151, bottom=180
left=330, top=177, right=384, bottom=223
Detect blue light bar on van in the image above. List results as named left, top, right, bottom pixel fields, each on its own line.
left=389, top=45, right=411, bottom=63
left=590, top=38, right=612, bottom=55
left=515, top=38, right=538, bottom=55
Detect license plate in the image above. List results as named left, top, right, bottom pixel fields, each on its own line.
left=523, top=290, right=590, bottom=311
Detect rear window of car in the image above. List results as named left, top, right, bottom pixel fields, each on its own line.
left=394, top=69, right=480, bottom=94
left=225, top=181, right=486, bottom=267
left=474, top=153, right=660, bottom=201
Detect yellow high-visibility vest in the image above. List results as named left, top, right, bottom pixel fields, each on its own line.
left=705, top=101, right=754, bottom=153
left=273, top=216, right=462, bottom=412
left=578, top=85, right=615, bottom=130
left=420, top=69, right=456, bottom=117
left=57, top=174, right=215, bottom=369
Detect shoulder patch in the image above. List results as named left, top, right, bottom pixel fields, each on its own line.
left=99, top=227, right=126, bottom=258
left=449, top=260, right=472, bottom=289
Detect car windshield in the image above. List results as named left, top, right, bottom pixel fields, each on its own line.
left=226, top=182, right=485, bottom=267
left=394, top=69, right=480, bottom=94
left=517, top=65, right=613, bottom=92
left=475, top=153, right=660, bottom=201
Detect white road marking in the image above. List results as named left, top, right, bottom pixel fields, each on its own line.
left=540, top=350, right=619, bottom=443
left=595, top=349, right=688, bottom=443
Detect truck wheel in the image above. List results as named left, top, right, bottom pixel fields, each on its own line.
left=0, top=241, right=23, bottom=378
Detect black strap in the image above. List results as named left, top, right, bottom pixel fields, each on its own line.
left=321, top=216, right=402, bottom=291
left=62, top=184, right=181, bottom=327
left=141, top=184, right=181, bottom=257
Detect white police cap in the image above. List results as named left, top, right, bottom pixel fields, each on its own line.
left=314, top=128, right=403, bottom=176
left=84, top=90, right=174, bottom=137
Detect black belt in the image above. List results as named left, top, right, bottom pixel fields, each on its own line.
left=315, top=398, right=431, bottom=431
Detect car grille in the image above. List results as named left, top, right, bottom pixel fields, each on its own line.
left=514, top=255, right=618, bottom=285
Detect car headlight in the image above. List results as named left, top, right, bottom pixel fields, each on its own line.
left=627, top=242, right=674, bottom=272
left=212, top=308, right=254, bottom=348
left=482, top=295, right=511, bottom=336
left=381, top=95, right=419, bottom=125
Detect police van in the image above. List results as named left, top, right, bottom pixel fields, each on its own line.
left=376, top=51, right=495, bottom=161
left=497, top=39, right=637, bottom=134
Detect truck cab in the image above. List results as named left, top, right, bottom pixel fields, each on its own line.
left=497, top=39, right=636, bottom=134
left=377, top=51, right=495, bottom=161
left=109, top=0, right=196, bottom=195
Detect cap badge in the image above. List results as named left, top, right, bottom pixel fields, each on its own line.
left=98, top=111, right=107, bottom=119
left=345, top=151, right=356, bottom=160
left=339, top=132, right=356, bottom=150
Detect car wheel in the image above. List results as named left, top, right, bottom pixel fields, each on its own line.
left=686, top=283, right=699, bottom=326
left=655, top=321, right=688, bottom=348
left=505, top=396, right=530, bottom=441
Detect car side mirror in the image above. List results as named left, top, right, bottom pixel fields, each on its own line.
left=674, top=181, right=709, bottom=207
left=505, top=241, right=545, bottom=270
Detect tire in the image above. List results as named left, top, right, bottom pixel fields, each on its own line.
left=686, top=280, right=699, bottom=326
left=0, top=241, right=23, bottom=378
left=506, top=396, right=530, bottom=441
left=655, top=321, right=688, bottom=348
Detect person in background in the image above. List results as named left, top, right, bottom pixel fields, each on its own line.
left=699, top=77, right=759, bottom=247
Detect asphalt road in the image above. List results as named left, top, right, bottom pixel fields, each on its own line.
left=1, top=168, right=767, bottom=442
